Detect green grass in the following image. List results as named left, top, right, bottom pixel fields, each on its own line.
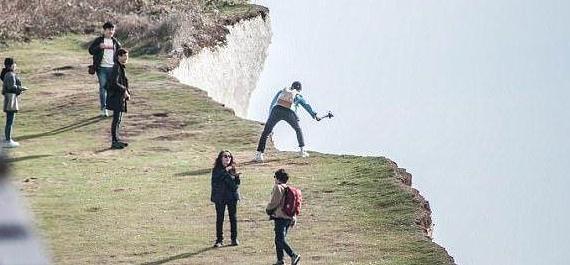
left=216, top=3, right=269, bottom=26
left=1, top=35, right=454, bottom=265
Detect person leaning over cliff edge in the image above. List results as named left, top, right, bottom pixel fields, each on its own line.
left=266, top=169, right=301, bottom=265
left=254, top=81, right=320, bottom=162
left=106, top=48, right=130, bottom=150
left=88, top=21, right=122, bottom=117
left=1, top=58, right=28, bottom=148
left=211, top=150, right=241, bottom=248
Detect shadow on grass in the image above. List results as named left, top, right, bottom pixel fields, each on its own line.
left=175, top=158, right=286, bottom=177
left=174, top=168, right=211, bottom=177
left=139, top=247, right=213, bottom=265
left=17, top=116, right=106, bottom=141
left=240, top=158, right=284, bottom=166
left=94, top=147, right=113, bottom=154
left=7, top=155, right=52, bottom=163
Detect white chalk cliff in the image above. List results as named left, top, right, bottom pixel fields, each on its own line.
left=170, top=15, right=272, bottom=118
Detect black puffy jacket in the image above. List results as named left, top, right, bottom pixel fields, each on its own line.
left=210, top=167, right=241, bottom=204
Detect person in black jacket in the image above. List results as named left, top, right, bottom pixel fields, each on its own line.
left=106, top=49, right=130, bottom=149
left=1, top=58, right=28, bottom=148
left=88, top=21, right=121, bottom=117
left=211, top=150, right=241, bottom=247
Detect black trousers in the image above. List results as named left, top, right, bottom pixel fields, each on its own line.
left=215, top=201, right=237, bottom=242
left=256, top=105, right=304, bottom=152
left=111, top=111, right=123, bottom=142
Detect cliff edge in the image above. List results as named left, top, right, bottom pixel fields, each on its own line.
left=1, top=2, right=455, bottom=264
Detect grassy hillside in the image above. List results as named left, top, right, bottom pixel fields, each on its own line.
left=0, top=1, right=267, bottom=64
left=0, top=35, right=455, bottom=265
left=0, top=0, right=249, bottom=40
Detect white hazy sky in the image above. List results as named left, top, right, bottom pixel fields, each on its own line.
left=249, top=1, right=570, bottom=265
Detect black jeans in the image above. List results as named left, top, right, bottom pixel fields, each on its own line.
left=215, top=201, right=237, bottom=242
left=4, top=111, right=15, bottom=141
left=256, top=105, right=304, bottom=152
left=274, top=218, right=296, bottom=261
left=111, top=111, right=123, bottom=142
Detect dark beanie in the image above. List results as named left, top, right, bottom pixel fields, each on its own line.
left=291, top=81, right=302, bottom=91
left=4, top=58, right=14, bottom=67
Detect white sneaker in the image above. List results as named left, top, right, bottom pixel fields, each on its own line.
left=101, top=109, right=109, bottom=117
left=254, top=151, right=264, bottom=162
left=299, top=148, right=309, bottom=158
left=3, top=140, right=20, bottom=148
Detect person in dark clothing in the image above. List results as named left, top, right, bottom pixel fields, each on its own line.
left=88, top=21, right=122, bottom=117
left=255, top=81, right=321, bottom=162
left=1, top=58, right=28, bottom=148
left=210, top=150, right=241, bottom=247
left=106, top=48, right=130, bottom=149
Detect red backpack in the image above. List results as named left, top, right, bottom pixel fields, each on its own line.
left=282, top=186, right=302, bottom=217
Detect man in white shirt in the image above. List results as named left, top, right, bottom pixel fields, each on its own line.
left=88, top=22, right=122, bottom=117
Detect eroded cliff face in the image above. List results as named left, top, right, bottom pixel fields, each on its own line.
left=170, top=14, right=272, bottom=118
left=391, top=162, right=433, bottom=237
left=387, top=160, right=457, bottom=265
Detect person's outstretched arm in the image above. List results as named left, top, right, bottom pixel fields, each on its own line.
left=295, top=95, right=318, bottom=119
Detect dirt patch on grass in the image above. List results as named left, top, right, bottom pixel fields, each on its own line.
left=152, top=132, right=201, bottom=141
left=126, top=112, right=188, bottom=137
left=143, top=146, right=174, bottom=153
left=51, top=93, right=93, bottom=109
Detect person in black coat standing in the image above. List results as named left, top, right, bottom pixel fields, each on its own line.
left=88, top=21, right=121, bottom=117
left=106, top=48, right=130, bottom=149
left=211, top=150, right=241, bottom=247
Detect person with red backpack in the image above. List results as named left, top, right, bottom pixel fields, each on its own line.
left=255, top=81, right=321, bottom=162
left=266, top=169, right=301, bottom=265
